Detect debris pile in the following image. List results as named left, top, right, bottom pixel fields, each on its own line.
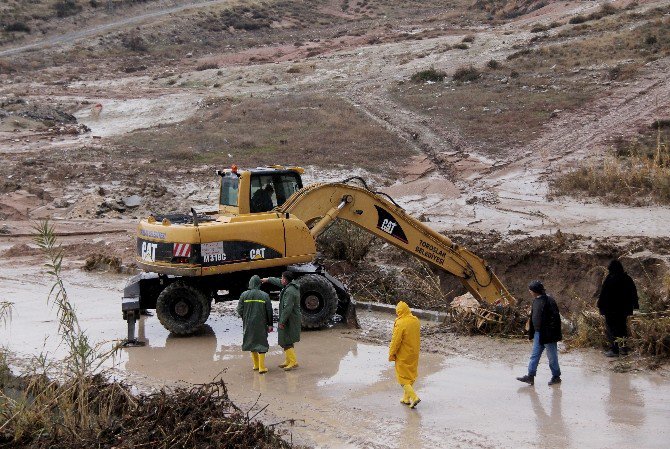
left=47, top=123, right=91, bottom=135
left=1, top=376, right=294, bottom=449
left=82, top=253, right=123, bottom=273
left=444, top=293, right=528, bottom=337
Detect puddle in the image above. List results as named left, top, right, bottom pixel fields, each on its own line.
left=0, top=266, right=668, bottom=448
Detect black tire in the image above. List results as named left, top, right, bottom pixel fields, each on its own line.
left=298, top=274, right=338, bottom=329
left=156, top=281, right=211, bottom=335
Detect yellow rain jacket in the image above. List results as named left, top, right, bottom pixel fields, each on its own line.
left=388, top=301, right=420, bottom=385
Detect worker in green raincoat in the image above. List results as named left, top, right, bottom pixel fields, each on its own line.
left=237, top=275, right=273, bottom=374
left=262, top=271, right=301, bottom=370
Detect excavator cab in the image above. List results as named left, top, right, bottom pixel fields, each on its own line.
left=217, top=165, right=304, bottom=216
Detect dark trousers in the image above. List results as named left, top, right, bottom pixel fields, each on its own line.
left=605, top=314, right=628, bottom=353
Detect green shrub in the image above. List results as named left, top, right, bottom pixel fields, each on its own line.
left=5, top=22, right=31, bottom=33
left=410, top=67, right=446, bottom=83
left=196, top=62, right=219, bottom=71
left=54, top=0, right=82, bottom=18
left=569, top=15, right=588, bottom=24
left=486, top=59, right=501, bottom=69
left=123, top=34, right=147, bottom=52
left=452, top=66, right=480, bottom=82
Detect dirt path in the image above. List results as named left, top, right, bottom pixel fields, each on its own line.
left=1, top=266, right=668, bottom=449
left=0, top=0, right=236, bottom=57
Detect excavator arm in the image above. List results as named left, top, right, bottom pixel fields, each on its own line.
left=279, top=178, right=515, bottom=306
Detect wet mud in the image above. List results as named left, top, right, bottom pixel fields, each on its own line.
left=1, top=267, right=668, bottom=449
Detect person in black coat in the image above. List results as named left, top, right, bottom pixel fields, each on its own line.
left=517, top=280, right=563, bottom=386
left=597, top=260, right=639, bottom=357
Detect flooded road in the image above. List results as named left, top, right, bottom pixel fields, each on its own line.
left=1, top=267, right=668, bottom=448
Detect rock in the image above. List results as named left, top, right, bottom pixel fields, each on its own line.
left=103, top=198, right=126, bottom=212
left=451, top=293, right=479, bottom=312
left=97, top=186, right=106, bottom=196
left=53, top=198, right=70, bottom=208
left=123, top=194, right=142, bottom=208
left=0, top=224, right=10, bottom=235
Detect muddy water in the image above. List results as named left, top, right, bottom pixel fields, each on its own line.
left=1, top=267, right=668, bottom=448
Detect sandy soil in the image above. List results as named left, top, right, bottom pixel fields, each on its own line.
left=0, top=266, right=668, bottom=449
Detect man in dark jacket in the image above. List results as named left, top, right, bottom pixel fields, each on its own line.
left=237, top=275, right=273, bottom=373
left=597, top=260, right=639, bottom=357
left=262, top=271, right=301, bottom=371
left=517, top=280, right=562, bottom=386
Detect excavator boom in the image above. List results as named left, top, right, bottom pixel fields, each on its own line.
left=280, top=179, right=515, bottom=307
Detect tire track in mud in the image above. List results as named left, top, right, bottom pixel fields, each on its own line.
left=530, top=58, right=668, bottom=166
left=483, top=56, right=670, bottom=185
left=341, top=86, right=465, bottom=179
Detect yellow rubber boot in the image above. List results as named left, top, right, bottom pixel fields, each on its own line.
left=400, top=388, right=411, bottom=405
left=403, top=384, right=421, bottom=409
left=283, top=348, right=299, bottom=371
left=258, top=353, right=268, bottom=374
left=278, top=350, right=289, bottom=368
left=251, top=352, right=259, bottom=371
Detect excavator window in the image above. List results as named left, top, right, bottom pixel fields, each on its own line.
left=219, top=174, right=239, bottom=207
left=274, top=173, right=302, bottom=205
left=249, top=172, right=302, bottom=212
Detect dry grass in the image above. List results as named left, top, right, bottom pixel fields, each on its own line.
left=553, top=125, right=670, bottom=205
left=115, top=94, right=414, bottom=173
left=391, top=75, right=592, bottom=154
left=515, top=11, right=670, bottom=76
left=566, top=309, right=608, bottom=349
left=630, top=312, right=670, bottom=358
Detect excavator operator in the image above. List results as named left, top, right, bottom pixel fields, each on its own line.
left=250, top=184, right=275, bottom=212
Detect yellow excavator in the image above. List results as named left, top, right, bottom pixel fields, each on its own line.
left=122, top=165, right=515, bottom=337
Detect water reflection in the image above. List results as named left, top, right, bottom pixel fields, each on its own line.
left=399, top=408, right=423, bottom=449
left=521, top=387, right=570, bottom=448
left=124, top=322, right=220, bottom=380
left=123, top=316, right=368, bottom=389
left=606, top=372, right=644, bottom=427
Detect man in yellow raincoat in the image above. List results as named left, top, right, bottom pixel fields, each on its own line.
left=388, top=301, right=421, bottom=408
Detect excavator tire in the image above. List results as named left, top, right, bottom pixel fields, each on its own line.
left=156, top=281, right=211, bottom=336
left=298, top=274, right=338, bottom=329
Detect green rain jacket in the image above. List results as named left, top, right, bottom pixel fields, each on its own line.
left=237, top=275, right=273, bottom=353
left=268, top=277, right=301, bottom=346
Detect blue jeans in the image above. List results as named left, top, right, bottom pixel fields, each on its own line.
left=528, top=332, right=561, bottom=377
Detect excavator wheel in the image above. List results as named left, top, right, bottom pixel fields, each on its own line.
left=298, top=274, right=338, bottom=329
left=156, top=281, right=211, bottom=336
